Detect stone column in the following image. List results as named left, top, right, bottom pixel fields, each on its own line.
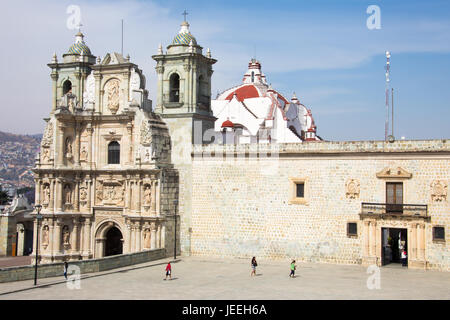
left=71, top=218, right=79, bottom=254
left=49, top=179, right=55, bottom=213
left=35, top=179, right=41, bottom=206
left=410, top=223, right=417, bottom=260
left=418, top=224, right=425, bottom=261
left=74, top=122, right=81, bottom=166
left=51, top=72, right=58, bottom=113
left=161, top=223, right=166, bottom=249
left=156, top=224, right=161, bottom=248
left=130, top=223, right=136, bottom=252
left=151, top=181, right=157, bottom=216
left=87, top=125, right=93, bottom=166
left=192, top=65, right=198, bottom=109
left=150, top=222, right=157, bottom=250
left=134, top=222, right=141, bottom=252
left=136, top=180, right=141, bottom=215
left=94, top=73, right=102, bottom=113
left=125, top=222, right=132, bottom=254
left=369, top=221, right=376, bottom=257
left=57, top=123, right=65, bottom=166
left=48, top=220, right=54, bottom=255
left=126, top=123, right=133, bottom=165
left=55, top=179, right=63, bottom=212
left=54, top=219, right=62, bottom=254
left=86, top=175, right=92, bottom=212
left=363, top=221, right=370, bottom=257
left=74, top=178, right=80, bottom=212
left=82, top=218, right=92, bottom=259
left=184, top=64, right=190, bottom=110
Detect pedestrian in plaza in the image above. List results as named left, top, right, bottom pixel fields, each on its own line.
left=289, top=260, right=296, bottom=278
left=401, top=250, right=407, bottom=267
left=63, top=261, right=68, bottom=280
left=164, top=261, right=172, bottom=280
left=251, top=257, right=257, bottom=276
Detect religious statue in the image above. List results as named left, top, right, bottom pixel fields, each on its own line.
left=42, top=225, right=49, bottom=247
left=62, top=226, right=70, bottom=246
left=42, top=148, right=50, bottom=162
left=106, top=79, right=120, bottom=114
left=144, top=228, right=151, bottom=249
left=43, top=184, right=50, bottom=204
left=80, top=146, right=88, bottom=161
left=144, top=185, right=151, bottom=206
left=80, top=187, right=87, bottom=201
left=65, top=137, right=72, bottom=157
left=64, top=184, right=72, bottom=204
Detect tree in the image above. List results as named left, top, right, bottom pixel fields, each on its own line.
left=0, top=185, right=11, bottom=205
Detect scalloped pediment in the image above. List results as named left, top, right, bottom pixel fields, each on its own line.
left=376, top=167, right=412, bottom=179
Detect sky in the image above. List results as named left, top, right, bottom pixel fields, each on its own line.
left=0, top=0, right=449, bottom=141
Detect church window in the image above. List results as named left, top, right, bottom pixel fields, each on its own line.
left=169, top=73, right=180, bottom=102
left=108, top=141, right=120, bottom=164
left=433, top=226, right=445, bottom=242
left=251, top=71, right=254, bottom=83
left=347, top=222, right=358, bottom=237
left=289, top=178, right=308, bottom=205
left=63, top=80, right=72, bottom=95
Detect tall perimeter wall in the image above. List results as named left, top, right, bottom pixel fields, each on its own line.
left=187, top=140, right=450, bottom=271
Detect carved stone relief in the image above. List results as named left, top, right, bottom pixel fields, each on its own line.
left=65, top=137, right=73, bottom=160
left=143, top=184, right=152, bottom=208
left=80, top=145, right=88, bottom=161
left=345, top=179, right=360, bottom=199
left=431, top=180, right=447, bottom=202
left=42, top=183, right=51, bottom=207
left=64, top=184, right=72, bottom=205
left=62, top=225, right=70, bottom=249
left=140, top=120, right=152, bottom=146
left=83, top=71, right=95, bottom=108
left=42, top=225, right=49, bottom=249
left=96, top=179, right=124, bottom=206
left=106, top=79, right=120, bottom=114
left=41, top=121, right=54, bottom=147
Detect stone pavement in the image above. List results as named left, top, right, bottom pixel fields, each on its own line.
left=0, top=256, right=32, bottom=268
left=0, top=256, right=449, bottom=300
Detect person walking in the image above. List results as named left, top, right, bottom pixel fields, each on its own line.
left=251, top=257, right=257, bottom=277
left=289, top=260, right=296, bottom=278
left=164, top=262, right=172, bottom=280
left=63, top=261, right=68, bottom=280
left=401, top=250, right=407, bottom=267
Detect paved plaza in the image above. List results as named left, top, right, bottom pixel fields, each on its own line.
left=0, top=256, right=449, bottom=300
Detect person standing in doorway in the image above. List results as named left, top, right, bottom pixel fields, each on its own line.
left=289, top=260, right=296, bottom=278
left=63, top=261, right=68, bottom=280
left=401, top=250, right=407, bottom=267
left=164, top=262, right=172, bottom=280
left=251, top=257, right=257, bottom=277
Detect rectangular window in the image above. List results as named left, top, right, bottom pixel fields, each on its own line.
left=347, top=222, right=357, bottom=237
left=433, top=226, right=445, bottom=242
left=296, top=183, right=304, bottom=198
left=289, top=178, right=308, bottom=205
left=386, top=182, right=403, bottom=213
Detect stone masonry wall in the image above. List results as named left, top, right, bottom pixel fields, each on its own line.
left=188, top=140, right=450, bottom=271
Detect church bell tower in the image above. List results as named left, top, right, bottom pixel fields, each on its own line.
left=152, top=17, right=217, bottom=164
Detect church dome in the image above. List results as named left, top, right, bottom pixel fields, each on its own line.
left=67, top=32, right=92, bottom=55
left=221, top=119, right=234, bottom=128
left=172, top=21, right=197, bottom=46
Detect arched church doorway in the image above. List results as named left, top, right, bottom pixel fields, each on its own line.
left=104, top=227, right=123, bottom=257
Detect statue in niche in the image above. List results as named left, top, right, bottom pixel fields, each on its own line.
left=41, top=121, right=53, bottom=147
left=144, top=149, right=150, bottom=162
left=43, top=184, right=50, bottom=204
left=144, top=185, right=151, bottom=206
left=80, top=187, right=87, bottom=201
left=62, top=225, right=70, bottom=246
left=64, top=184, right=72, bottom=204
left=42, top=225, right=49, bottom=247
left=42, top=148, right=50, bottom=162
left=65, top=137, right=72, bottom=158
left=106, top=79, right=120, bottom=114
left=80, top=146, right=88, bottom=161
left=143, top=228, right=151, bottom=249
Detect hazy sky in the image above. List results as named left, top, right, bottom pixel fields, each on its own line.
left=1, top=0, right=449, bottom=141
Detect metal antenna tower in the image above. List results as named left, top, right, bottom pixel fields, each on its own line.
left=385, top=51, right=391, bottom=141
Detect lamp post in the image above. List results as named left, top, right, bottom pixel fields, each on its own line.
left=34, top=204, right=42, bottom=286
left=173, top=199, right=178, bottom=260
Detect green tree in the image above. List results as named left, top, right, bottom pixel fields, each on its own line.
left=0, top=185, right=11, bottom=205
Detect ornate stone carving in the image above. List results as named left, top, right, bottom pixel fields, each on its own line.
left=129, top=68, right=141, bottom=97
left=42, top=183, right=50, bottom=206
left=143, top=228, right=151, bottom=249
left=42, top=225, right=49, bottom=249
left=65, top=137, right=73, bottom=159
left=41, top=148, right=50, bottom=163
left=80, top=145, right=88, bottom=161
left=64, top=184, right=72, bottom=204
left=431, top=180, right=447, bottom=202
left=155, top=65, right=164, bottom=74
left=345, top=179, right=360, bottom=199
left=83, top=71, right=95, bottom=107
left=140, top=120, right=152, bottom=146
left=41, top=121, right=54, bottom=147
left=106, top=79, right=120, bottom=114
left=376, top=167, right=412, bottom=179
left=62, top=225, right=70, bottom=249
left=143, top=184, right=151, bottom=207
left=97, top=179, right=125, bottom=206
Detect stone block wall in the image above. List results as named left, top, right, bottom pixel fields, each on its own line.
left=187, top=140, right=449, bottom=271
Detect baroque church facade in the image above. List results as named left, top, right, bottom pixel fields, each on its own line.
left=32, top=31, right=178, bottom=263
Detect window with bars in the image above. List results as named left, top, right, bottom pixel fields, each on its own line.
left=347, top=222, right=358, bottom=237
left=108, top=141, right=120, bottom=164
left=433, top=226, right=445, bottom=242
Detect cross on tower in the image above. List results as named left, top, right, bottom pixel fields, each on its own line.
left=182, top=10, right=188, bottom=22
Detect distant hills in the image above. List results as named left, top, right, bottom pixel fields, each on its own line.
left=0, top=131, right=42, bottom=190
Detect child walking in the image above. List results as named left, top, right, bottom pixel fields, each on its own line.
left=251, top=257, right=257, bottom=276
left=289, top=260, right=296, bottom=278
left=164, top=262, right=172, bottom=280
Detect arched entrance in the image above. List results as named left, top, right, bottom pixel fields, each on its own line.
left=104, top=227, right=123, bottom=256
